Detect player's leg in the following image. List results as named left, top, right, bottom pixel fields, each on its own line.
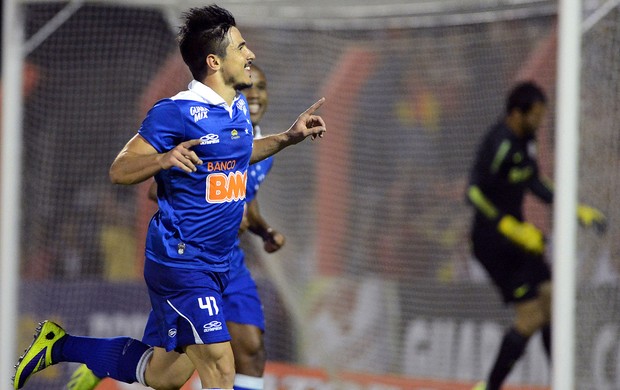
left=13, top=321, right=151, bottom=390
left=144, top=261, right=235, bottom=389
left=138, top=309, right=196, bottom=389
left=65, top=313, right=196, bottom=390
left=144, top=347, right=195, bottom=390
left=485, top=297, right=544, bottom=390
left=485, top=260, right=551, bottom=390
left=536, top=282, right=552, bottom=360
left=185, top=342, right=235, bottom=389
left=223, top=257, right=267, bottom=390
left=65, top=348, right=194, bottom=390
left=513, top=288, right=550, bottom=335
left=228, top=323, right=265, bottom=389
left=471, top=231, right=550, bottom=390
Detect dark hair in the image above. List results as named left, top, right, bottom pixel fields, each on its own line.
left=178, top=5, right=236, bottom=81
left=506, top=81, right=547, bottom=114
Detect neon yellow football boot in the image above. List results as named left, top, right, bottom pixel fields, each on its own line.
left=66, top=364, right=102, bottom=390
left=472, top=381, right=487, bottom=390
left=13, top=320, right=66, bottom=389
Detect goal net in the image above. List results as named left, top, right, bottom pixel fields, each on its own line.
left=575, top=2, right=620, bottom=389
left=5, top=0, right=616, bottom=389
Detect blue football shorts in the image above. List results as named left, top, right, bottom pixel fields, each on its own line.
left=223, top=247, right=265, bottom=332
left=143, top=259, right=231, bottom=352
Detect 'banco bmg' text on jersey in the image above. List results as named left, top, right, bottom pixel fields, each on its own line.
left=139, top=80, right=254, bottom=271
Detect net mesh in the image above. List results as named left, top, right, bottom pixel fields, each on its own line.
left=8, top=1, right=616, bottom=388
left=576, top=3, right=620, bottom=389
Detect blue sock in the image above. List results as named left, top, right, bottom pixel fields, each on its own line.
left=53, top=335, right=149, bottom=383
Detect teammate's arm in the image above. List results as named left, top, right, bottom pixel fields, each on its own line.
left=246, top=198, right=285, bottom=253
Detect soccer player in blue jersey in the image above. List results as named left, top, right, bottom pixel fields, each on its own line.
left=65, top=64, right=285, bottom=390
left=13, top=5, right=325, bottom=390
left=467, top=82, right=605, bottom=390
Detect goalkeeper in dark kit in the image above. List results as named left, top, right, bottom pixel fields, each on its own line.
left=466, top=81, right=606, bottom=390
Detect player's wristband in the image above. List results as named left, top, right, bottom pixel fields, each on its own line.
left=261, top=227, right=274, bottom=242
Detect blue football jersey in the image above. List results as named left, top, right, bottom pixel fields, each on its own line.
left=228, top=144, right=274, bottom=273
left=246, top=154, right=274, bottom=203
left=139, top=80, right=254, bottom=271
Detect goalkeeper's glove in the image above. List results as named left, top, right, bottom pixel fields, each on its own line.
left=577, top=204, right=607, bottom=234
left=497, top=215, right=544, bottom=255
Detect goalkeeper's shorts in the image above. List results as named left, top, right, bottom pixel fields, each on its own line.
left=472, top=228, right=551, bottom=304
left=143, top=259, right=231, bottom=352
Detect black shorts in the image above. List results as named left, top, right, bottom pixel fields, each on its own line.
left=472, top=228, right=551, bottom=304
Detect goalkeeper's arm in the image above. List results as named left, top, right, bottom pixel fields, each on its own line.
left=467, top=185, right=544, bottom=254
left=529, top=176, right=606, bottom=234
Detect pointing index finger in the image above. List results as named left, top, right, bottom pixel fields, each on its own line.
left=302, top=97, right=326, bottom=115
left=183, top=139, right=203, bottom=148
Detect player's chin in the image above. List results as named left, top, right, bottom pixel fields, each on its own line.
left=236, top=81, right=253, bottom=91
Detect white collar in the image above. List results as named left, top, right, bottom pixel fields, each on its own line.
left=253, top=125, right=262, bottom=139
left=187, top=80, right=241, bottom=108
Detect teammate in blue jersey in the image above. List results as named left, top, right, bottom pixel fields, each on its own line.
left=65, top=64, right=285, bottom=390
left=467, top=82, right=605, bottom=390
left=13, top=5, right=325, bottom=390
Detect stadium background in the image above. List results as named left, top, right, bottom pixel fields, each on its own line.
left=4, top=0, right=620, bottom=389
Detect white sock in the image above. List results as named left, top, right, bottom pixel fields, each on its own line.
left=135, top=347, right=154, bottom=387
left=234, top=374, right=264, bottom=390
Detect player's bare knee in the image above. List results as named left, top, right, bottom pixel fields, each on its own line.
left=234, top=344, right=265, bottom=377
left=538, top=282, right=552, bottom=300
left=241, top=333, right=264, bottom=357
left=515, top=301, right=547, bottom=336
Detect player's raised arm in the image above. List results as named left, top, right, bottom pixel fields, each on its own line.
left=250, top=97, right=326, bottom=164
left=109, top=135, right=203, bottom=185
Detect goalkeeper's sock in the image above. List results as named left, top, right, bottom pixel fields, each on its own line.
left=54, top=335, right=150, bottom=384
left=487, top=328, right=528, bottom=390
left=234, top=374, right=264, bottom=389
left=541, top=324, right=551, bottom=361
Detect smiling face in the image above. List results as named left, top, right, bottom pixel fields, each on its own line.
left=244, top=66, right=268, bottom=126
left=219, top=26, right=255, bottom=91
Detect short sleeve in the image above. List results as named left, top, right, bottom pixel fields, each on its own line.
left=138, top=99, right=185, bottom=153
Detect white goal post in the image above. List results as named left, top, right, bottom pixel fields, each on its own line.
left=1, top=0, right=24, bottom=386
left=552, top=0, right=581, bottom=389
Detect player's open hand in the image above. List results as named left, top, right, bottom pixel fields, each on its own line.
left=160, top=139, right=204, bottom=173
left=285, top=97, right=327, bottom=144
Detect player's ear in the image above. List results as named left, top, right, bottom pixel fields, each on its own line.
left=206, top=54, right=221, bottom=71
